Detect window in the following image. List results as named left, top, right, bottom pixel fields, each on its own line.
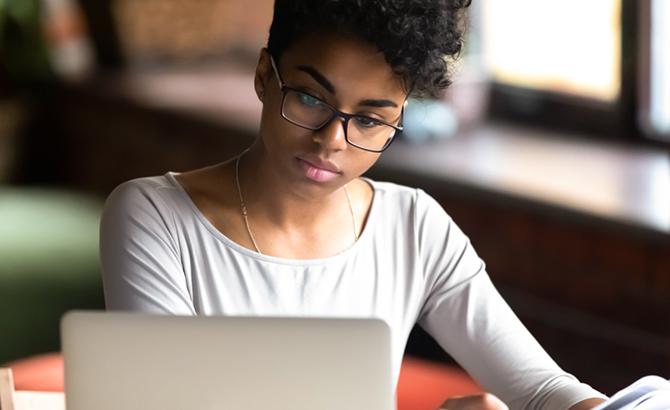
left=482, top=0, right=621, bottom=102
left=640, top=0, right=670, bottom=140
left=476, top=0, right=670, bottom=144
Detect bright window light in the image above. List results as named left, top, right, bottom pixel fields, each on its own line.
left=482, top=0, right=621, bottom=102
left=649, top=0, right=670, bottom=136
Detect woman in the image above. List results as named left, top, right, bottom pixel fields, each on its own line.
left=100, top=1, right=607, bottom=409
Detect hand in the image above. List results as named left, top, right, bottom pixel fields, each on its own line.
left=568, top=398, right=607, bottom=410
left=439, top=393, right=509, bottom=410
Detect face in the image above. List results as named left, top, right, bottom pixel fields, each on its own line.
left=253, top=31, right=407, bottom=197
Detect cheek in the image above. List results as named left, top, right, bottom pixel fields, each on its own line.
left=347, top=151, right=381, bottom=177
left=259, top=105, right=310, bottom=151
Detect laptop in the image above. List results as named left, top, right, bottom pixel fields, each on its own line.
left=61, top=311, right=394, bottom=410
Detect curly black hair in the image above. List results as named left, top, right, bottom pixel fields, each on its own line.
left=267, top=0, right=471, bottom=99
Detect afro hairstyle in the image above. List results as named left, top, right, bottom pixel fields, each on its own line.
left=267, top=0, right=471, bottom=99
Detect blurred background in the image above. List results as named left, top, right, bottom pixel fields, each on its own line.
left=0, top=0, right=668, bottom=395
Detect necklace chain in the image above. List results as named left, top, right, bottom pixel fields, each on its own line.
left=235, top=151, right=359, bottom=256
left=235, top=151, right=262, bottom=254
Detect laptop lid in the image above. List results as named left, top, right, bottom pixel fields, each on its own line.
left=61, top=311, right=393, bottom=410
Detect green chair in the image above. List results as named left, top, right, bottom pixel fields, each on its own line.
left=0, top=186, right=104, bottom=364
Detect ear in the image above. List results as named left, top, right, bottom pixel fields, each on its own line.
left=254, top=48, right=273, bottom=102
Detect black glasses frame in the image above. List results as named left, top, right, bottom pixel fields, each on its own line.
left=269, top=54, right=404, bottom=153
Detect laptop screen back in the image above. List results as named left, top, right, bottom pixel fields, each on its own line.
left=61, top=312, right=393, bottom=410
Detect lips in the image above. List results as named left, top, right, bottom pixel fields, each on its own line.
left=300, top=157, right=341, bottom=172
left=296, top=156, right=342, bottom=182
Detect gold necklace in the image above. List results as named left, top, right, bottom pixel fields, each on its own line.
left=235, top=151, right=359, bottom=255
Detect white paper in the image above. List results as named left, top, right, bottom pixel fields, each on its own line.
left=592, top=376, right=670, bottom=410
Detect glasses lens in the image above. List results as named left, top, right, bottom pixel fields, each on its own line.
left=281, top=89, right=398, bottom=152
left=347, top=116, right=397, bottom=151
left=283, top=90, right=332, bottom=129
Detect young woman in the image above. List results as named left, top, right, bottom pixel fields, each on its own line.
left=100, top=1, right=608, bottom=409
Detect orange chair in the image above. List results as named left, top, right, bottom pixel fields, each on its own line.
left=0, top=367, right=64, bottom=410
left=3, top=353, right=481, bottom=410
left=5, top=354, right=64, bottom=393
left=397, top=357, right=482, bottom=410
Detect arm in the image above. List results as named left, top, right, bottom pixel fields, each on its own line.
left=100, top=179, right=196, bottom=315
left=435, top=395, right=605, bottom=410
left=569, top=398, right=606, bottom=410
left=412, top=191, right=606, bottom=410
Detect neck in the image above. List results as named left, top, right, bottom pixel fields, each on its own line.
left=235, top=145, right=354, bottom=231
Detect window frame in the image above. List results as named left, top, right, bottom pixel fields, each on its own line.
left=484, top=0, right=666, bottom=146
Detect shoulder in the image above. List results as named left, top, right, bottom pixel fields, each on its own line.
left=105, top=173, right=181, bottom=211
left=365, top=179, right=469, bottom=252
left=171, top=163, right=238, bottom=218
left=101, top=173, right=193, bottom=233
left=365, top=178, right=451, bottom=222
left=365, top=178, right=417, bottom=206
left=101, top=164, right=237, bottom=235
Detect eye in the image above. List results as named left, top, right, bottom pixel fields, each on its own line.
left=298, top=92, right=323, bottom=107
left=354, top=116, right=383, bottom=128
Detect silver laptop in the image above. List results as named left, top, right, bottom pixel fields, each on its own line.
left=61, top=311, right=393, bottom=410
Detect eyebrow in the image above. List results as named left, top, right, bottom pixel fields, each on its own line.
left=296, top=65, right=399, bottom=109
left=358, top=99, right=398, bottom=108
left=296, top=65, right=336, bottom=95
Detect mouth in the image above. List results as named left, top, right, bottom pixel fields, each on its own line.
left=296, top=156, right=342, bottom=183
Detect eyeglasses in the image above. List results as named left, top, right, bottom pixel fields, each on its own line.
left=269, top=54, right=403, bottom=153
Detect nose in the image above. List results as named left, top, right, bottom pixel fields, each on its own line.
left=312, top=116, right=348, bottom=151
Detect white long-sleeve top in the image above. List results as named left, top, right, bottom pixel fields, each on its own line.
left=100, top=172, right=605, bottom=410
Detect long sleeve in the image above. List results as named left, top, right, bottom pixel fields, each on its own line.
left=99, top=179, right=196, bottom=315
left=414, top=190, right=605, bottom=410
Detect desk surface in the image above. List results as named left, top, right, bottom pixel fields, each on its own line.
left=374, top=123, right=670, bottom=239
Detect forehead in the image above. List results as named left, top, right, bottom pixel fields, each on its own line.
left=278, top=32, right=407, bottom=103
